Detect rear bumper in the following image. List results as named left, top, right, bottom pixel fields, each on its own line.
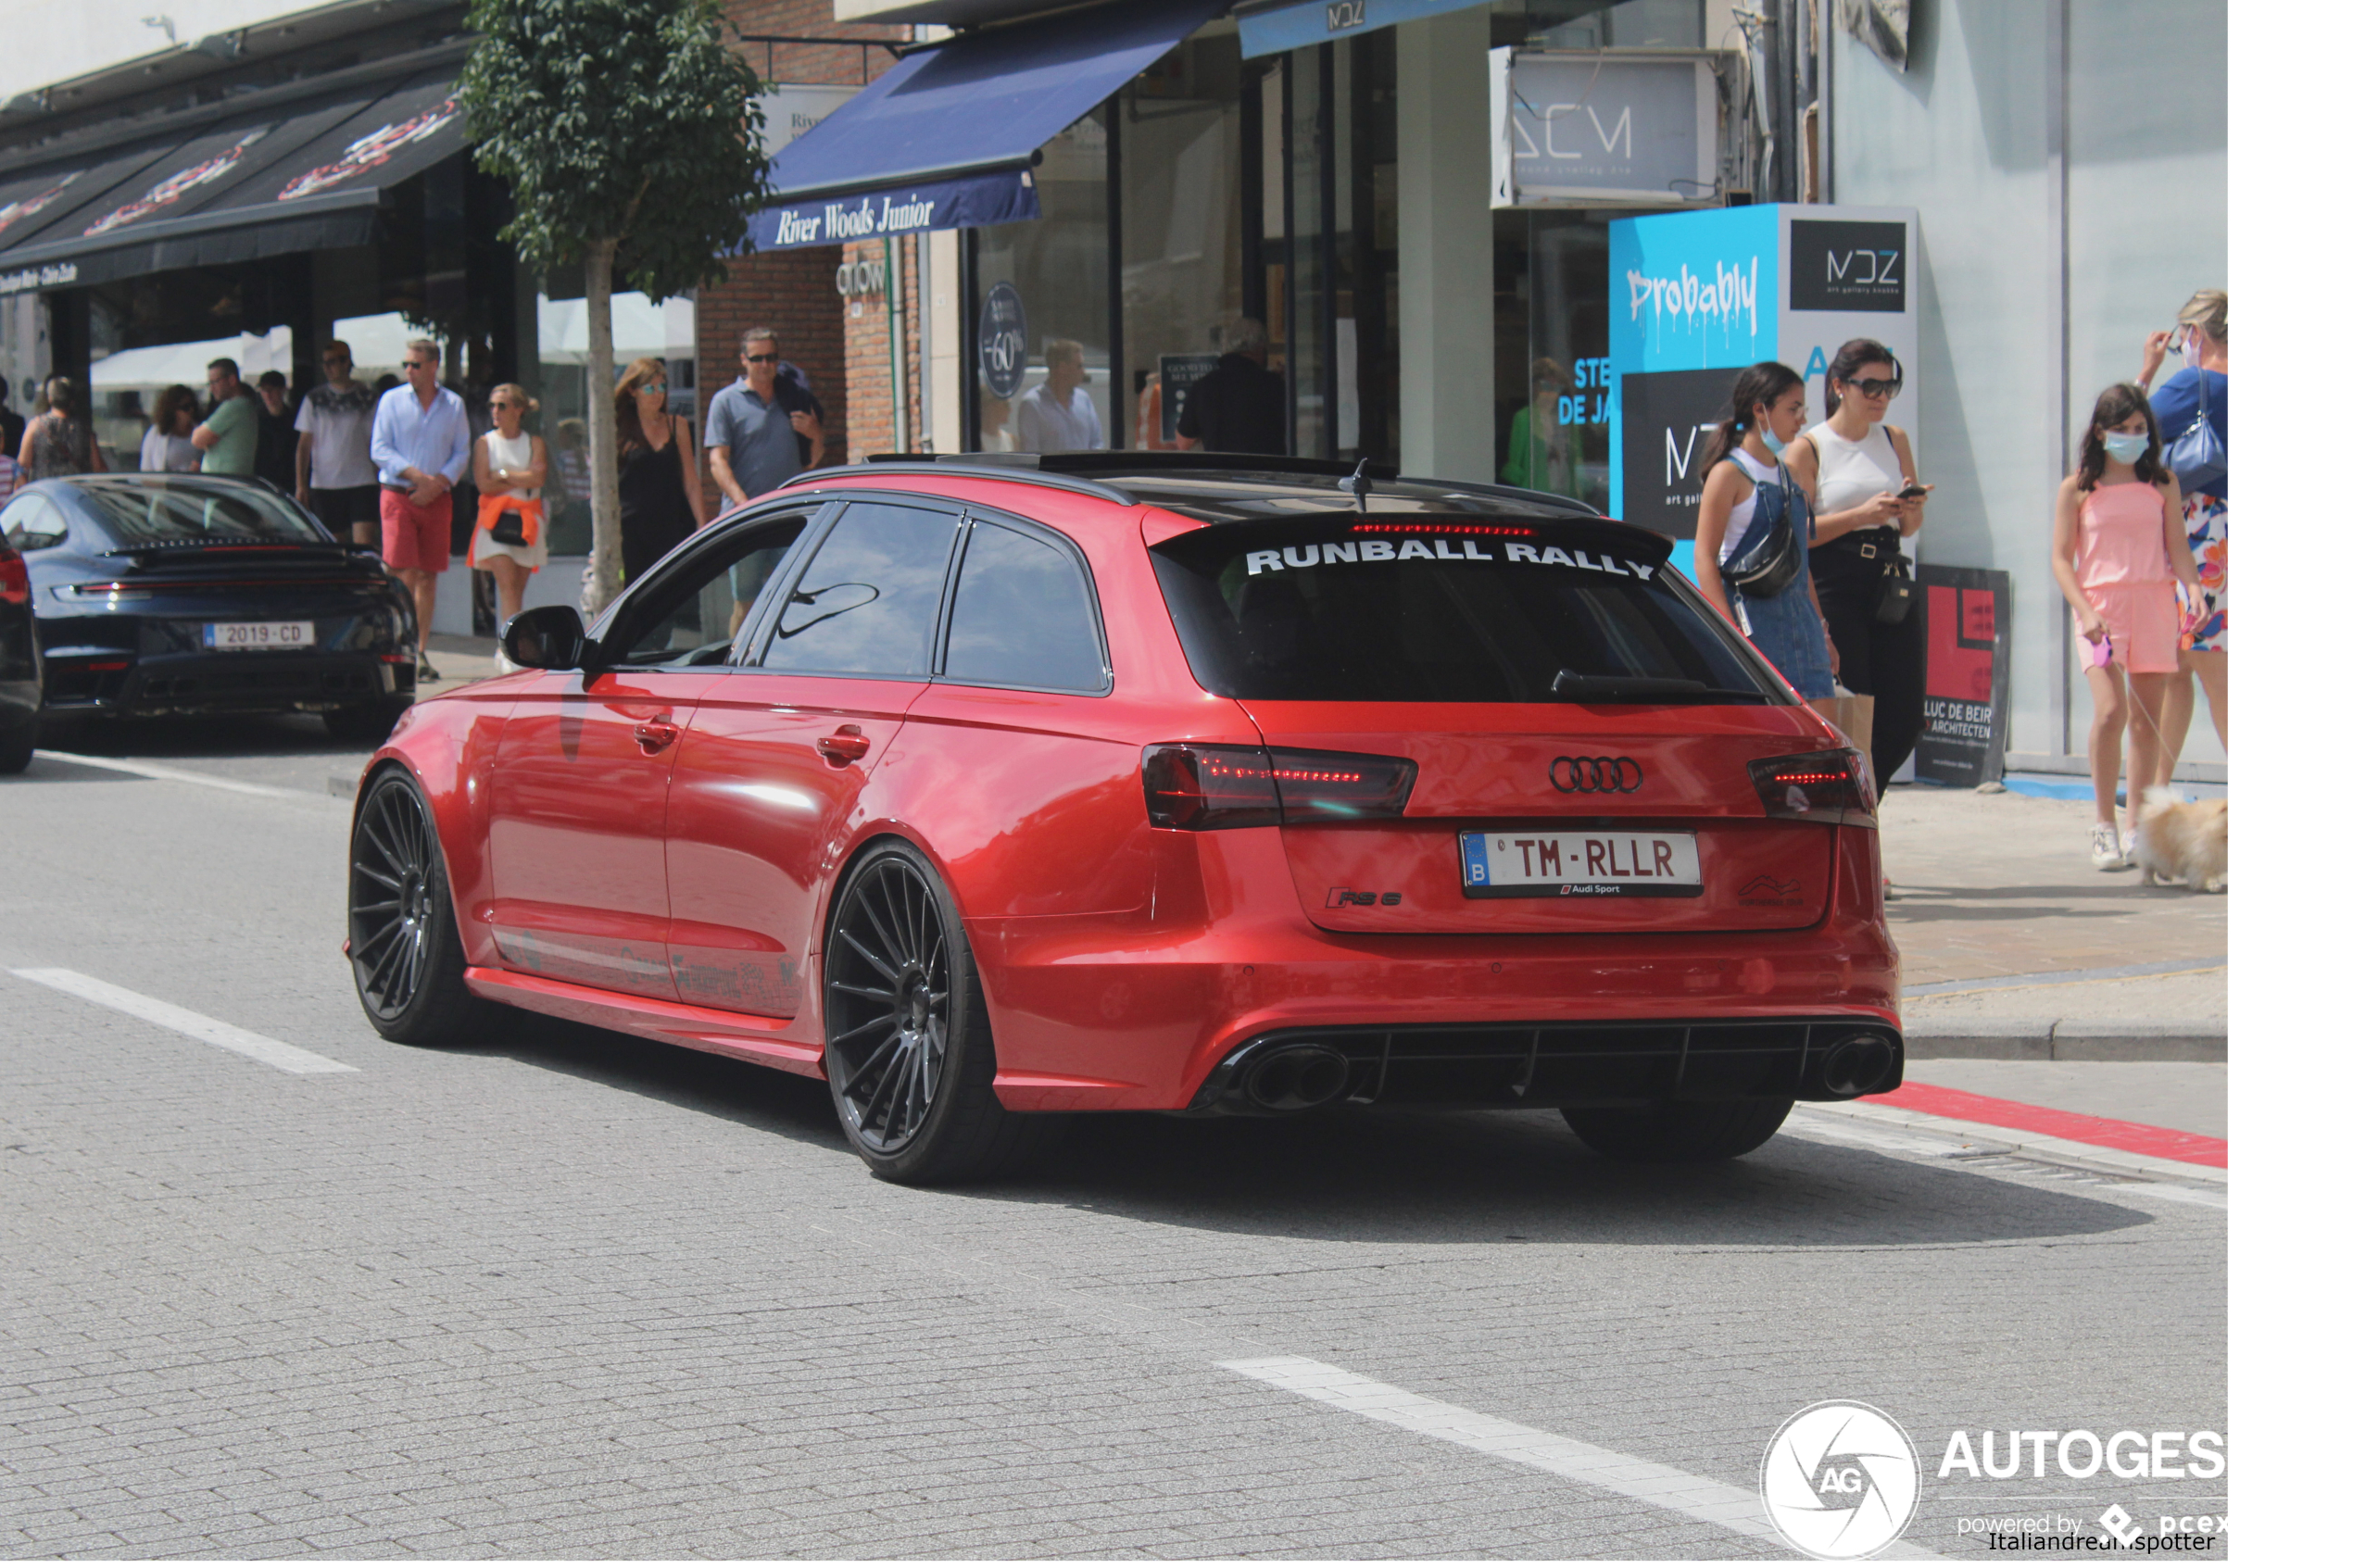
left=44, top=649, right=414, bottom=715
left=1186, top=1016, right=1903, bottom=1115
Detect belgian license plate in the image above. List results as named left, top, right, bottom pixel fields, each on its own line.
left=204, top=621, right=314, bottom=650
left=1461, top=829, right=1704, bottom=898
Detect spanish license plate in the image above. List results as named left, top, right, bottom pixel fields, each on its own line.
left=204, top=621, right=314, bottom=650
left=1460, top=829, right=1704, bottom=898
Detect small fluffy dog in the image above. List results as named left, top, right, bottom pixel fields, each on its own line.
left=2138, top=787, right=2227, bottom=892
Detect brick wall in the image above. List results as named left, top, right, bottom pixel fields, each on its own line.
left=702, top=1, right=915, bottom=500
left=839, top=233, right=924, bottom=463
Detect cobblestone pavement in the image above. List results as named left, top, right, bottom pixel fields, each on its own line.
left=1, top=752, right=2225, bottom=1559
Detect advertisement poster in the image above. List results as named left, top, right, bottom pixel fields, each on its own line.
left=1915, top=564, right=2012, bottom=787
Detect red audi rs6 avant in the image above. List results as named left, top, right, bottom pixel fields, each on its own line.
left=346, top=454, right=1901, bottom=1183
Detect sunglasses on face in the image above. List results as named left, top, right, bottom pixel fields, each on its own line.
left=1846, top=377, right=1901, bottom=398
left=640, top=383, right=668, bottom=397
left=743, top=353, right=778, bottom=364
left=490, top=400, right=516, bottom=409
left=323, top=355, right=351, bottom=365
left=401, top=361, right=429, bottom=371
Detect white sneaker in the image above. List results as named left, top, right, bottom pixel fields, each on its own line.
left=2091, top=824, right=2126, bottom=872
left=2121, top=828, right=2140, bottom=866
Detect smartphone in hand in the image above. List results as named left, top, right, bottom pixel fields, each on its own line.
left=1896, top=481, right=1930, bottom=501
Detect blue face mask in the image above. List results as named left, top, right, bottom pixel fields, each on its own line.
left=1761, top=428, right=1788, bottom=457
left=2104, top=432, right=2150, bottom=462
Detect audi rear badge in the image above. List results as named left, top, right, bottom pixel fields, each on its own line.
left=1550, top=756, right=1643, bottom=794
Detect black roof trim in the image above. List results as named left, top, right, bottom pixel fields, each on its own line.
left=782, top=460, right=1139, bottom=508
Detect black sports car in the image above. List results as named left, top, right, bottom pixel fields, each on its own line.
left=0, top=474, right=418, bottom=742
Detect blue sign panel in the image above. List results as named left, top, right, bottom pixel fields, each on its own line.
left=749, top=168, right=1038, bottom=253
left=1239, top=0, right=1489, bottom=59
left=1608, top=206, right=1780, bottom=374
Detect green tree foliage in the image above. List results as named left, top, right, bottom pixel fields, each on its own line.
left=461, top=0, right=768, bottom=612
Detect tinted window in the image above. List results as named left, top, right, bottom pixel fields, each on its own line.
left=760, top=503, right=958, bottom=679
left=1150, top=521, right=1780, bottom=703
left=943, top=521, right=1105, bottom=692
left=608, top=515, right=809, bottom=669
left=69, top=477, right=324, bottom=546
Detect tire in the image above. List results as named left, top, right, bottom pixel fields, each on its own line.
left=822, top=842, right=1061, bottom=1185
left=348, top=767, right=499, bottom=1044
left=1563, top=1098, right=1793, bottom=1162
left=0, top=720, right=32, bottom=775
left=324, top=697, right=410, bottom=746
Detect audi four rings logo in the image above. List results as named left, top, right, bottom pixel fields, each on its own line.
left=1550, top=756, right=1643, bottom=793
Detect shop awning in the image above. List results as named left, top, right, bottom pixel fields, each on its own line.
left=749, top=0, right=1222, bottom=251
left=0, top=72, right=462, bottom=295
left=1235, top=0, right=1487, bottom=59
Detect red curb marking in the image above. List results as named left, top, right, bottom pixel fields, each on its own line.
left=1863, top=1082, right=2226, bottom=1169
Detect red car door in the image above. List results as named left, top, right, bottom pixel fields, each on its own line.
left=484, top=512, right=815, bottom=1002
left=663, top=498, right=964, bottom=1017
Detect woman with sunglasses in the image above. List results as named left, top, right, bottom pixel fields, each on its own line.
left=1786, top=338, right=1931, bottom=789
left=616, top=358, right=706, bottom=584
left=466, top=384, right=548, bottom=638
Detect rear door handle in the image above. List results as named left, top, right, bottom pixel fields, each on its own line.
left=634, top=719, right=681, bottom=754
left=816, top=725, right=870, bottom=765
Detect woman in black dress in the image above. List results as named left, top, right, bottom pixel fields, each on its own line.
left=616, top=357, right=706, bottom=583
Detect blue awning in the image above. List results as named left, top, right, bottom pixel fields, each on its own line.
left=750, top=0, right=1222, bottom=250
left=1236, top=0, right=1486, bottom=59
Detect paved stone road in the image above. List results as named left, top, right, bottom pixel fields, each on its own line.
left=1, top=751, right=2226, bottom=1559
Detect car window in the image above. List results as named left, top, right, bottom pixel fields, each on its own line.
left=69, top=478, right=322, bottom=546
left=1150, top=519, right=1783, bottom=704
left=943, top=521, right=1107, bottom=692
left=605, top=514, right=811, bottom=670
left=757, top=502, right=959, bottom=680
left=1, top=495, right=69, bottom=551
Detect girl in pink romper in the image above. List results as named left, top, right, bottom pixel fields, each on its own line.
left=2050, top=383, right=2203, bottom=871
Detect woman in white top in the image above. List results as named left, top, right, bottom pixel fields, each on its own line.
left=467, top=384, right=549, bottom=633
left=139, top=385, right=201, bottom=473
left=1786, top=338, right=1933, bottom=787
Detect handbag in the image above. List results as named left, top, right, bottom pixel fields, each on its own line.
left=1873, top=551, right=1917, bottom=624
left=1722, top=460, right=1803, bottom=598
left=490, top=509, right=529, bottom=546
left=2164, top=368, right=2227, bottom=496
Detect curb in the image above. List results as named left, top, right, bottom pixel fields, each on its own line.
left=1794, top=1100, right=2226, bottom=1188
left=1905, top=1017, right=2225, bottom=1061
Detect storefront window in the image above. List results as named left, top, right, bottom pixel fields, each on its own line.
left=1119, top=34, right=1244, bottom=451
left=1522, top=210, right=1617, bottom=509
left=971, top=111, right=1112, bottom=453
left=534, top=289, right=697, bottom=554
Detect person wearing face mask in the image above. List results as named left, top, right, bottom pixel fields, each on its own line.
left=2051, top=383, right=2204, bottom=871
left=1692, top=361, right=1839, bottom=700
left=2135, top=288, right=2227, bottom=773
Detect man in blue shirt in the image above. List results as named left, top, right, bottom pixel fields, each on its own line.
left=369, top=339, right=471, bottom=680
left=706, top=326, right=824, bottom=633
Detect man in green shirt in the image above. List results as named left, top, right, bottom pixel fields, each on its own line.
left=191, top=358, right=258, bottom=475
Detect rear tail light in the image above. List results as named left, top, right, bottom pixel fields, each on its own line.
left=0, top=553, right=26, bottom=605
left=1142, top=744, right=1417, bottom=830
left=1749, top=748, right=1876, bottom=827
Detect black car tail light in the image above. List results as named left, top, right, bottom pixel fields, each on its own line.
left=1748, top=747, right=1876, bottom=827
left=1142, top=744, right=1416, bottom=830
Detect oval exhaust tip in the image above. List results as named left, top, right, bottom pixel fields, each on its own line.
left=1822, top=1035, right=1897, bottom=1098
left=1242, top=1044, right=1353, bottom=1112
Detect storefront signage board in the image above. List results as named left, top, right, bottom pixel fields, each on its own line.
left=1605, top=202, right=1919, bottom=546
left=1157, top=353, right=1222, bottom=444
left=749, top=168, right=1039, bottom=253
left=1489, top=51, right=1721, bottom=207
left=1238, top=0, right=1487, bottom=58
left=1916, top=565, right=2012, bottom=787
left=755, top=85, right=860, bottom=161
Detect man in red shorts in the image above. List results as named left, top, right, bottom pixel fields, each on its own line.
left=367, top=338, right=471, bottom=680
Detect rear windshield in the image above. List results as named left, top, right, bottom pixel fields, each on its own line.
left=1150, top=519, right=1782, bottom=704
left=74, top=479, right=326, bottom=548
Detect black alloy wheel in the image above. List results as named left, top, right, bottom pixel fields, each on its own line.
left=1563, top=1098, right=1794, bottom=1162
left=822, top=844, right=1060, bottom=1184
left=348, top=768, right=495, bottom=1043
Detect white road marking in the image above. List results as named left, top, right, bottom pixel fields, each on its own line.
left=8, top=968, right=357, bottom=1075
left=33, top=750, right=310, bottom=800
left=1219, top=1356, right=1945, bottom=1559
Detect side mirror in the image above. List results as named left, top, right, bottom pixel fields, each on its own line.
left=502, top=603, right=591, bottom=671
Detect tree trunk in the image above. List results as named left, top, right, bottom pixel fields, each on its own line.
left=582, top=237, right=624, bottom=617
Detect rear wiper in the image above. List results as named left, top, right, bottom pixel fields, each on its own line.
left=1550, top=671, right=1764, bottom=703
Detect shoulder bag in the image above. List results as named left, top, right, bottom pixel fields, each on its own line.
left=2164, top=368, right=2227, bottom=496
left=1722, top=460, right=1803, bottom=598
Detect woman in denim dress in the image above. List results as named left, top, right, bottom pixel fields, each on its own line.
left=1692, top=362, right=1838, bottom=700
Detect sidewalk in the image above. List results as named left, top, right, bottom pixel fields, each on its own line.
left=1878, top=780, right=2225, bottom=1061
